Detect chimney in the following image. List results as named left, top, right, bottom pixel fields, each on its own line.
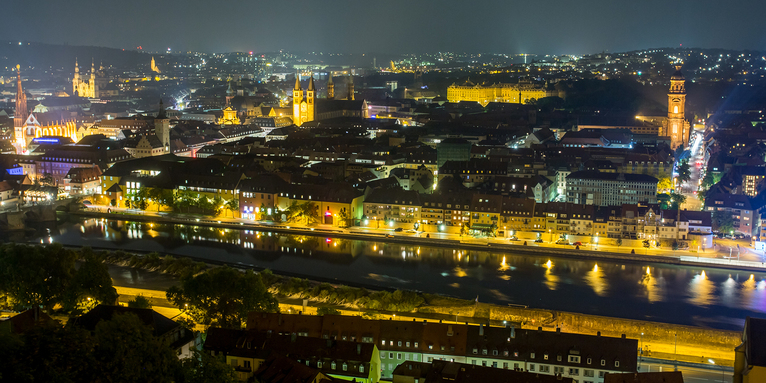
left=621, top=334, right=626, bottom=339
left=597, top=331, right=601, bottom=337
left=479, top=324, right=484, bottom=336
left=510, top=326, right=515, bottom=339
left=538, top=327, right=543, bottom=332
left=357, top=344, right=362, bottom=355
left=556, top=327, right=561, bottom=334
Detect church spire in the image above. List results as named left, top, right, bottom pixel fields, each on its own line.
left=294, top=74, right=302, bottom=91
left=308, top=75, right=315, bottom=91
left=347, top=74, right=354, bottom=101
left=157, top=99, right=166, bottom=119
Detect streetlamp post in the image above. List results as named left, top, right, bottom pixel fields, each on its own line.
left=549, top=229, right=552, bottom=243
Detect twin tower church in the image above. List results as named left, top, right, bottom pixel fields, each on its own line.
left=292, top=73, right=358, bottom=126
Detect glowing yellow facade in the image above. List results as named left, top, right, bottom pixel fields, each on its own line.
left=446, top=80, right=554, bottom=106
left=151, top=56, right=161, bottom=73
left=72, top=59, right=108, bottom=98
left=218, top=107, right=241, bottom=125
left=292, top=76, right=315, bottom=126
left=664, top=66, right=690, bottom=150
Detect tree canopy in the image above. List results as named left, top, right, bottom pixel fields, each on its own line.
left=167, top=267, right=278, bottom=328
left=0, top=244, right=117, bottom=314
left=713, top=210, right=735, bottom=234
left=677, top=161, right=692, bottom=184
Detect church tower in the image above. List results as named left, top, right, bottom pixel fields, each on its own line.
left=73, top=58, right=80, bottom=96
left=347, top=74, right=354, bottom=101
left=14, top=65, right=28, bottom=153
left=155, top=99, right=170, bottom=151
left=306, top=76, right=315, bottom=123
left=666, top=65, right=689, bottom=149
left=327, top=73, right=334, bottom=100
left=293, top=75, right=303, bottom=125
left=225, top=80, right=235, bottom=106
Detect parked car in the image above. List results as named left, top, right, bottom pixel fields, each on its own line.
left=394, top=228, right=403, bottom=232
left=572, top=241, right=583, bottom=246
left=508, top=236, right=519, bottom=241
left=534, top=238, right=543, bottom=243
left=556, top=239, right=570, bottom=245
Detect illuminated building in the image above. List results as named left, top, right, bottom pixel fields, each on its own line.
left=327, top=73, right=334, bottom=100
left=72, top=59, right=108, bottom=98
left=150, top=56, right=161, bottom=73
left=218, top=107, right=241, bottom=125
left=13, top=65, right=28, bottom=154
left=447, top=80, right=555, bottom=106
left=292, top=75, right=315, bottom=126
left=347, top=74, right=354, bottom=100
left=662, top=66, right=690, bottom=150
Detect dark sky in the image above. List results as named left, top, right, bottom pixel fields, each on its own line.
left=4, top=0, right=766, bottom=55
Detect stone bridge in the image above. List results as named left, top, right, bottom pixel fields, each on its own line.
left=0, top=198, right=82, bottom=230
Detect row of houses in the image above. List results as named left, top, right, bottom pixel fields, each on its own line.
left=203, top=312, right=637, bottom=383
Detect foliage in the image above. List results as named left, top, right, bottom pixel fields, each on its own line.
left=0, top=244, right=116, bottom=314
left=127, top=186, right=151, bottom=210
left=677, top=161, right=692, bottom=184
left=223, top=198, right=239, bottom=218
left=615, top=238, right=623, bottom=247
left=701, top=172, right=722, bottom=190
left=0, top=312, right=236, bottom=383
left=127, top=294, right=153, bottom=309
left=317, top=306, right=341, bottom=316
left=284, top=201, right=321, bottom=226
left=178, top=348, right=238, bottom=383
left=338, top=207, right=351, bottom=228
left=92, top=313, right=179, bottom=382
left=166, top=267, right=278, bottom=328
left=713, top=210, right=735, bottom=234
left=657, top=176, right=673, bottom=192
left=267, top=275, right=425, bottom=313
left=148, top=188, right=175, bottom=212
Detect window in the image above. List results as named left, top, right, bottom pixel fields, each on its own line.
left=406, top=341, right=410, bottom=347
left=544, top=354, right=549, bottom=360
left=569, top=368, right=579, bottom=375
left=584, top=370, right=594, bottom=377
left=599, top=371, right=606, bottom=378
left=586, top=358, right=592, bottom=365
left=530, top=352, right=536, bottom=359
left=482, top=361, right=487, bottom=367
left=472, top=360, right=476, bottom=365
left=503, top=362, right=509, bottom=369
left=514, top=363, right=520, bottom=370
left=492, top=362, right=498, bottom=368
left=381, top=339, right=386, bottom=346
left=331, top=362, right=336, bottom=370
left=397, top=353, right=402, bottom=360
left=389, top=353, right=394, bottom=359
left=529, top=364, right=535, bottom=371
left=381, top=353, right=386, bottom=359
left=428, top=345, right=433, bottom=350
left=493, top=350, right=498, bottom=356
left=615, top=361, right=620, bottom=368
left=569, top=355, right=581, bottom=363
left=554, top=367, right=564, bottom=374
left=557, top=355, right=562, bottom=362
left=317, top=361, right=323, bottom=368
left=482, top=348, right=488, bottom=355
left=360, top=365, right=364, bottom=373
left=414, top=342, right=419, bottom=348
left=342, top=363, right=347, bottom=371
left=540, top=365, right=550, bottom=373
left=601, top=359, right=606, bottom=366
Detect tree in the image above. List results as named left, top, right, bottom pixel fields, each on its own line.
left=127, top=186, right=151, bottom=210
left=211, top=195, right=225, bottom=216
left=338, top=208, right=351, bottom=228
left=460, top=224, right=468, bottom=237
left=701, top=172, right=722, bottom=190
left=317, top=306, right=341, bottom=316
left=615, top=238, right=623, bottom=247
left=301, top=201, right=320, bottom=226
left=178, top=348, right=238, bottom=383
left=166, top=267, right=278, bottom=328
left=0, top=244, right=117, bottom=314
left=149, top=188, right=175, bottom=212
left=668, top=192, right=686, bottom=210
left=657, top=176, right=673, bottom=192
left=713, top=210, right=735, bottom=234
left=127, top=294, right=153, bottom=309
left=223, top=198, right=239, bottom=218
left=677, top=161, right=691, bottom=184
left=92, top=313, right=180, bottom=383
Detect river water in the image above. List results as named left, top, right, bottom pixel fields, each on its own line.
left=24, top=218, right=766, bottom=331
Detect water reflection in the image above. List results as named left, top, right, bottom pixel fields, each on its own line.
left=688, top=271, right=717, bottom=306
left=639, top=267, right=663, bottom=303
left=585, top=264, right=607, bottom=296
left=29, top=217, right=766, bottom=330
left=543, top=260, right=559, bottom=290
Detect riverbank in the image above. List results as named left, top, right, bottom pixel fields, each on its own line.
left=72, top=209, right=766, bottom=272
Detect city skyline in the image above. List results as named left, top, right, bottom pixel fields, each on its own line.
left=3, top=0, right=766, bottom=55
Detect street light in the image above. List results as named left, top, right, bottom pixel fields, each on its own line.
left=708, top=359, right=726, bottom=383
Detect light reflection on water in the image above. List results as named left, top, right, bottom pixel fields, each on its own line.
left=37, top=218, right=766, bottom=330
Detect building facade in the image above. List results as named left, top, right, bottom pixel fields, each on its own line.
left=447, top=80, right=555, bottom=106
left=663, top=66, right=690, bottom=150
left=566, top=171, right=658, bottom=206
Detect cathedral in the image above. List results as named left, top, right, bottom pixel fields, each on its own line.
left=72, top=59, right=108, bottom=98
left=292, top=75, right=315, bottom=126
left=14, top=66, right=79, bottom=153
left=663, top=66, right=690, bottom=150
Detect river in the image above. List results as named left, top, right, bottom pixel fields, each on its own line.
left=21, top=218, right=766, bottom=331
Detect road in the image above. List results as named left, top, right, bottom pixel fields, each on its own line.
left=640, top=359, right=731, bottom=382
left=681, top=130, right=706, bottom=211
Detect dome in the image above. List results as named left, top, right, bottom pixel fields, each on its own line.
left=670, top=66, right=684, bottom=80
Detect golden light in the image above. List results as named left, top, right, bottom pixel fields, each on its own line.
left=546, top=260, right=553, bottom=269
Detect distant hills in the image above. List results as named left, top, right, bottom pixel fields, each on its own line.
left=0, top=40, right=170, bottom=71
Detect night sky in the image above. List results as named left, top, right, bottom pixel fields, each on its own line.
left=4, top=0, right=766, bottom=54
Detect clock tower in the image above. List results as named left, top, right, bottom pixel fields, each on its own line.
left=666, top=65, right=689, bottom=150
